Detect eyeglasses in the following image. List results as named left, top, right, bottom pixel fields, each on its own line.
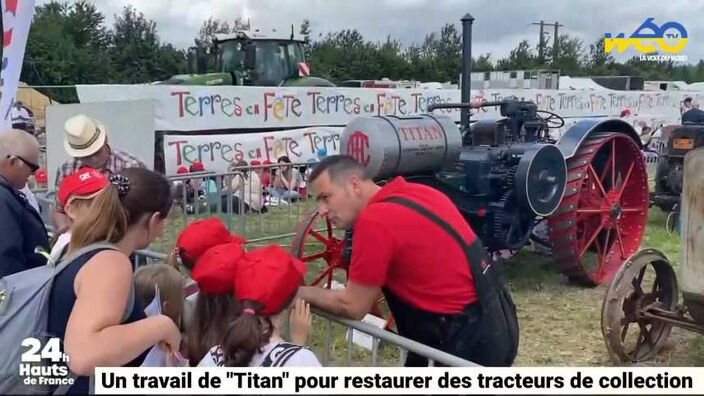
left=7, top=154, right=39, bottom=173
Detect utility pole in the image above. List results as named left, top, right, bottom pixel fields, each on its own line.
left=532, top=21, right=545, bottom=64
left=552, top=21, right=563, bottom=63
left=532, top=21, right=563, bottom=64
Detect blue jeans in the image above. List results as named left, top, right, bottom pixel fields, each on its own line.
left=270, top=187, right=300, bottom=202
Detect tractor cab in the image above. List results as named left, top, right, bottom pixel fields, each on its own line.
left=163, top=30, right=333, bottom=87
left=213, top=31, right=307, bottom=86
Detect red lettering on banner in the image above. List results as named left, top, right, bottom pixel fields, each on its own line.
left=167, top=140, right=188, bottom=165
left=6, top=0, right=18, bottom=15
left=347, top=131, right=370, bottom=166
left=171, top=91, right=190, bottom=117
left=3, top=29, right=12, bottom=47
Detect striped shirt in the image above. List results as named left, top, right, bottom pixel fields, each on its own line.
left=54, top=146, right=146, bottom=208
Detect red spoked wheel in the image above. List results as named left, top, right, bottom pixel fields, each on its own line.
left=291, top=210, right=395, bottom=330
left=548, top=133, right=649, bottom=286
left=291, top=211, right=348, bottom=288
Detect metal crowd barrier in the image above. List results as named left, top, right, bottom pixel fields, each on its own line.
left=150, top=162, right=320, bottom=254
left=129, top=248, right=477, bottom=367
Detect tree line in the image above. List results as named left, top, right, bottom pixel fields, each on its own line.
left=13, top=1, right=704, bottom=103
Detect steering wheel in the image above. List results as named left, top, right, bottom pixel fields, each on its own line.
left=536, top=110, right=565, bottom=129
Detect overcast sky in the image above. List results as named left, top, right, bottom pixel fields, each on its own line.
left=39, top=0, right=704, bottom=65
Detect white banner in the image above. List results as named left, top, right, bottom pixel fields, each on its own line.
left=94, top=367, right=704, bottom=395
left=0, top=0, right=35, bottom=132
left=163, top=127, right=342, bottom=174
left=76, top=84, right=704, bottom=132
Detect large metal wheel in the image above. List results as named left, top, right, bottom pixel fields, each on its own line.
left=601, top=249, right=678, bottom=363
left=548, top=133, right=649, bottom=286
left=291, top=210, right=395, bottom=330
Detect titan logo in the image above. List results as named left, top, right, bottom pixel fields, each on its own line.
left=347, top=131, right=370, bottom=166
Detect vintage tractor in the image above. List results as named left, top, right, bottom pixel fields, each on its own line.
left=160, top=29, right=334, bottom=87
left=648, top=124, right=704, bottom=232
left=601, top=147, right=704, bottom=363
left=290, top=14, right=649, bottom=292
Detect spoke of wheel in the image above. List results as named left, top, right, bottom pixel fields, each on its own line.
left=632, top=331, right=645, bottom=360
left=652, top=276, right=659, bottom=294
left=616, top=162, right=636, bottom=200
left=611, top=139, right=616, bottom=188
left=600, top=153, right=612, bottom=185
left=632, top=267, right=646, bottom=296
left=577, top=208, right=604, bottom=214
left=621, top=207, right=644, bottom=213
left=302, top=251, right=328, bottom=262
left=588, top=165, right=607, bottom=197
left=638, top=322, right=655, bottom=348
left=616, top=226, right=627, bottom=259
left=579, top=223, right=604, bottom=257
left=594, top=237, right=603, bottom=277
left=326, top=220, right=333, bottom=239
left=309, top=230, right=332, bottom=246
left=621, top=321, right=631, bottom=342
left=310, top=268, right=334, bottom=286
left=597, top=228, right=611, bottom=280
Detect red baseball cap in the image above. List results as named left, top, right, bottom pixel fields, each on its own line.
left=262, top=160, right=273, bottom=165
left=251, top=160, right=261, bottom=166
left=190, top=162, right=205, bottom=172
left=58, top=167, right=108, bottom=207
left=234, top=245, right=306, bottom=315
left=35, top=168, right=48, bottom=185
left=177, top=166, right=189, bottom=174
left=192, top=243, right=245, bottom=294
left=176, top=217, right=247, bottom=263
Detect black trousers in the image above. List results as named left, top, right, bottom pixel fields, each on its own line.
left=391, top=297, right=484, bottom=367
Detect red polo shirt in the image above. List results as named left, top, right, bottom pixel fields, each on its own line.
left=349, top=177, right=478, bottom=314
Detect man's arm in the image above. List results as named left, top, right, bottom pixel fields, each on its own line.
left=52, top=166, right=71, bottom=232
left=0, top=200, right=29, bottom=277
left=297, top=281, right=381, bottom=320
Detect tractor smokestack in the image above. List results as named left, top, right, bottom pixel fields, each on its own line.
left=460, top=13, right=475, bottom=133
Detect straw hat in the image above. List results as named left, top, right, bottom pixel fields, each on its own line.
left=63, top=114, right=107, bottom=158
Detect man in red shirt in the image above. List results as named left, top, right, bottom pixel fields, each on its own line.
left=298, top=155, right=516, bottom=366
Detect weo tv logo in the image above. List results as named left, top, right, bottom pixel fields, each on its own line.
left=604, top=17, right=688, bottom=62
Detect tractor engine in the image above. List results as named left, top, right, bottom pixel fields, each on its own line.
left=652, top=124, right=704, bottom=212
left=341, top=100, right=568, bottom=252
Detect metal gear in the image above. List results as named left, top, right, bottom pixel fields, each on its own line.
left=492, top=190, right=535, bottom=251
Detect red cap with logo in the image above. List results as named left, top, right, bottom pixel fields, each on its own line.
left=58, top=167, right=108, bottom=207
left=192, top=243, right=246, bottom=294
left=176, top=217, right=247, bottom=263
left=234, top=245, right=306, bottom=315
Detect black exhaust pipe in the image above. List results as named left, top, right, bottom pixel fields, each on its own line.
left=460, top=13, right=475, bottom=133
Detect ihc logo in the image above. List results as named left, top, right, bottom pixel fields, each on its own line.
left=347, top=131, right=370, bottom=166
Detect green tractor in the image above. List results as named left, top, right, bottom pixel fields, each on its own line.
left=161, top=30, right=334, bottom=87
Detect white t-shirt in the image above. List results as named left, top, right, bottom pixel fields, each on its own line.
left=231, top=172, right=264, bottom=211
left=197, top=341, right=321, bottom=367
left=49, top=232, right=71, bottom=264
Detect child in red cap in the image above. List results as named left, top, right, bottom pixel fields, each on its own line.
left=167, top=218, right=247, bottom=335
left=49, top=167, right=108, bottom=262
left=194, top=245, right=320, bottom=367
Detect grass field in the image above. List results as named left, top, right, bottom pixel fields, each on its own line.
left=150, top=197, right=703, bottom=367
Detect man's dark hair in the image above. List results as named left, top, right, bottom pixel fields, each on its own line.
left=308, top=155, right=369, bottom=184
left=685, top=97, right=693, bottom=104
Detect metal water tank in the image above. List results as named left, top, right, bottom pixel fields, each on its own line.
left=340, top=115, right=462, bottom=180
